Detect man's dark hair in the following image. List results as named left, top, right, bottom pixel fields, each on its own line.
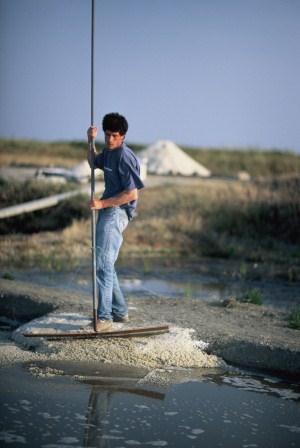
left=102, top=113, right=128, bottom=136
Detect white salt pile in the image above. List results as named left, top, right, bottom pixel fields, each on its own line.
left=13, top=312, right=224, bottom=369
left=48, top=326, right=223, bottom=369
left=139, top=140, right=211, bottom=177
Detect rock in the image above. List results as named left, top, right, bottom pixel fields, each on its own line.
left=222, top=298, right=238, bottom=308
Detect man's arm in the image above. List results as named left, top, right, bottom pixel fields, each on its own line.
left=90, top=188, right=138, bottom=210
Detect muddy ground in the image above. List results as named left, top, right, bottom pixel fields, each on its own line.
left=0, top=278, right=299, bottom=376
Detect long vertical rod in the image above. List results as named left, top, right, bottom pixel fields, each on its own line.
left=90, top=0, right=98, bottom=332
left=91, top=0, right=95, bottom=127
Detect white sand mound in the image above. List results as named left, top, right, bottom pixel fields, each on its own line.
left=139, top=140, right=211, bottom=177
left=13, top=312, right=224, bottom=369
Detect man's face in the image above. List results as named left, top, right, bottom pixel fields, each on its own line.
left=104, top=130, right=125, bottom=150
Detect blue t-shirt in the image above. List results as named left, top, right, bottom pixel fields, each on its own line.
left=94, top=144, right=144, bottom=219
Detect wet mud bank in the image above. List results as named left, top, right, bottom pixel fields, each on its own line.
left=0, top=278, right=299, bottom=376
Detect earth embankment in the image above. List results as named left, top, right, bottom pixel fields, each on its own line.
left=0, top=278, right=299, bottom=375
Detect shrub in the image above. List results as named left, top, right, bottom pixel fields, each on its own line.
left=205, top=179, right=300, bottom=244
left=238, top=288, right=263, bottom=305
left=288, top=309, right=300, bottom=330
left=1, top=272, right=15, bottom=280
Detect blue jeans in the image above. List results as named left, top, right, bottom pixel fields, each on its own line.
left=96, top=207, right=129, bottom=321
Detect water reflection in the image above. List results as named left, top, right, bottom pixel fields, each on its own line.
left=83, top=388, right=110, bottom=447
left=83, top=386, right=165, bottom=447
left=1, top=363, right=300, bottom=447
left=78, top=369, right=300, bottom=448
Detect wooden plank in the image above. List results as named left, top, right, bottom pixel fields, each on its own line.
left=26, top=329, right=168, bottom=340
left=23, top=324, right=169, bottom=340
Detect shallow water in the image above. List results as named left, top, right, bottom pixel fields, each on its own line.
left=15, top=267, right=300, bottom=310
left=0, top=363, right=299, bottom=447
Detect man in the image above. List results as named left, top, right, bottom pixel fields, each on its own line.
left=87, top=113, right=144, bottom=332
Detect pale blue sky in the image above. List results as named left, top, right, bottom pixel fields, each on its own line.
left=0, top=0, right=299, bottom=151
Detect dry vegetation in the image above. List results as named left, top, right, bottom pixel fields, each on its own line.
left=0, top=140, right=85, bottom=167
left=1, top=175, right=299, bottom=281
left=1, top=138, right=299, bottom=177
left=0, top=139, right=144, bottom=168
left=1, top=138, right=299, bottom=278
left=0, top=220, right=90, bottom=270
left=183, top=146, right=300, bottom=177
left=124, top=177, right=300, bottom=263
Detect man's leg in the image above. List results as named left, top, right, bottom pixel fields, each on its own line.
left=96, top=208, right=128, bottom=324
left=112, top=268, right=128, bottom=320
left=112, top=208, right=129, bottom=320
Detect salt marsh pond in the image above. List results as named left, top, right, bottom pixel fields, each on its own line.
left=1, top=361, right=300, bottom=447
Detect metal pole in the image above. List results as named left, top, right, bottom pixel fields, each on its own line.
left=90, top=0, right=98, bottom=332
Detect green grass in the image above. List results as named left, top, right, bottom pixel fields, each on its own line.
left=1, top=272, right=15, bottom=280
left=183, top=283, right=197, bottom=299
left=288, top=309, right=300, bottom=330
left=238, top=288, right=263, bottom=305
